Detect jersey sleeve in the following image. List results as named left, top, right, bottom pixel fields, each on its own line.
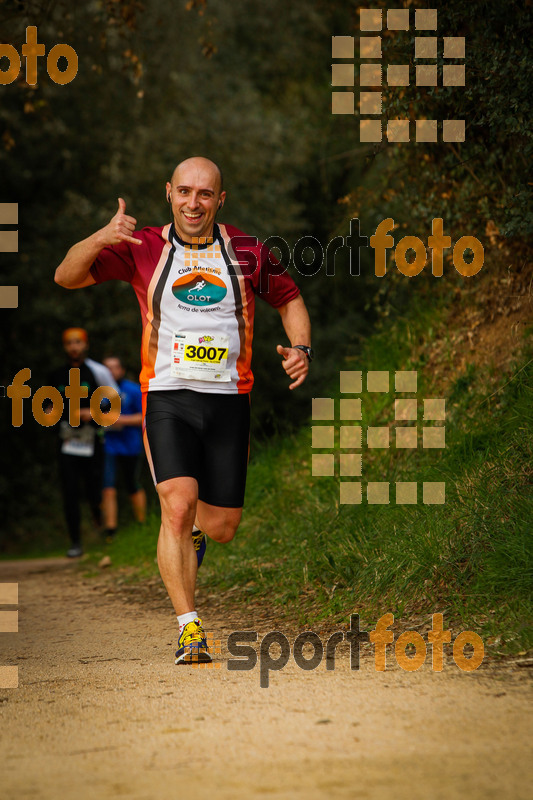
left=90, top=241, right=136, bottom=284
left=228, top=226, right=300, bottom=308
left=254, top=243, right=301, bottom=308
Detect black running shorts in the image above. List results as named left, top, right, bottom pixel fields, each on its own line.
left=144, top=389, right=250, bottom=508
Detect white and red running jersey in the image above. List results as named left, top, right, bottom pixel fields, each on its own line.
left=90, top=222, right=300, bottom=394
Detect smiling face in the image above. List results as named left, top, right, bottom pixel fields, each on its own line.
left=166, top=157, right=225, bottom=243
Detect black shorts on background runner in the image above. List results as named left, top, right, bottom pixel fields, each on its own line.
left=145, top=389, right=250, bottom=508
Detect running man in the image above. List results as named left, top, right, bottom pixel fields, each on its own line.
left=102, top=356, right=147, bottom=541
left=48, top=328, right=119, bottom=558
left=54, top=157, right=312, bottom=664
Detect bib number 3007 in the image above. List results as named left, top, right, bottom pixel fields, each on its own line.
left=185, top=344, right=228, bottom=363
left=171, top=331, right=231, bottom=382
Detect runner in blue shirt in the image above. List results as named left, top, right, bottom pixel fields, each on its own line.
left=102, top=356, right=147, bottom=540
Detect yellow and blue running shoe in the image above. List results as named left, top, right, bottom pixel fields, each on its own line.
left=192, top=530, right=207, bottom=567
left=175, top=618, right=212, bottom=665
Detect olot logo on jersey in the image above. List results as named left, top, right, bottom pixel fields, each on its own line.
left=172, top=271, right=227, bottom=307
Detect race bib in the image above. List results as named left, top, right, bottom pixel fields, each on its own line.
left=170, top=331, right=231, bottom=382
left=60, top=422, right=96, bottom=457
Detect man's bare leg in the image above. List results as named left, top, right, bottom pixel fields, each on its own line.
left=102, top=487, right=118, bottom=529
left=156, top=480, right=243, bottom=615
left=196, top=501, right=242, bottom=544
left=130, top=488, right=147, bottom=522
left=156, top=476, right=199, bottom=615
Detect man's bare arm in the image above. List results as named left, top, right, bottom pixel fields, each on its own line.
left=54, top=197, right=142, bottom=289
left=276, top=294, right=312, bottom=390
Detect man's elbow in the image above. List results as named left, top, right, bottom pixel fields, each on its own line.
left=54, top=264, right=72, bottom=287
left=54, top=269, right=68, bottom=287
left=54, top=267, right=88, bottom=289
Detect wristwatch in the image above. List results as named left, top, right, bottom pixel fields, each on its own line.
left=293, top=345, right=314, bottom=363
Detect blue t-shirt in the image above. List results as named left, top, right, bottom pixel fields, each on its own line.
left=104, top=378, right=143, bottom=456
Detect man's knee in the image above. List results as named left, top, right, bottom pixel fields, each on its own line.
left=160, top=498, right=196, bottom=535
left=203, top=508, right=242, bottom=544
left=157, top=480, right=197, bottom=534
left=210, top=523, right=238, bottom=544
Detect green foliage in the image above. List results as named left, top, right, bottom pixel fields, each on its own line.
left=196, top=317, right=532, bottom=652
left=1, top=0, right=531, bottom=561
left=67, top=296, right=532, bottom=655
left=346, top=0, right=533, bottom=241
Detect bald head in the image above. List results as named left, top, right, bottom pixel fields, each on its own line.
left=166, top=156, right=226, bottom=243
left=171, top=157, right=223, bottom=194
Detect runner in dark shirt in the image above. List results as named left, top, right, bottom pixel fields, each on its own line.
left=48, top=328, right=118, bottom=557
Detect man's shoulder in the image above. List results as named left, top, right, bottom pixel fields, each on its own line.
left=222, top=223, right=247, bottom=237
left=137, top=224, right=168, bottom=239
left=221, top=223, right=257, bottom=242
left=125, top=224, right=170, bottom=251
left=92, top=224, right=171, bottom=283
left=100, top=224, right=169, bottom=255
left=49, top=361, right=97, bottom=388
left=218, top=223, right=265, bottom=269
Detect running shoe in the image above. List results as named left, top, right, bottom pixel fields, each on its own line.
left=175, top=618, right=212, bottom=665
left=192, top=530, right=207, bottom=567
left=103, top=528, right=117, bottom=544
left=66, top=545, right=83, bottom=558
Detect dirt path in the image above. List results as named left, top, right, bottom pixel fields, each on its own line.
left=0, top=558, right=531, bottom=800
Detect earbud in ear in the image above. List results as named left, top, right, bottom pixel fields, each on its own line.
left=167, top=194, right=171, bottom=203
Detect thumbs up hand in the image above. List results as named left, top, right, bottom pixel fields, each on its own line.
left=101, top=197, right=142, bottom=246
left=276, top=344, right=309, bottom=390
